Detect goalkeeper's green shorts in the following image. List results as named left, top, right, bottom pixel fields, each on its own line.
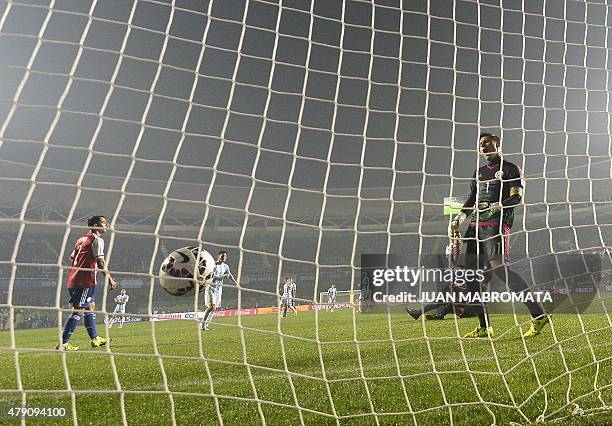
left=463, top=223, right=510, bottom=269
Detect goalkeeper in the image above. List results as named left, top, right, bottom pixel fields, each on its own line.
left=449, top=133, right=549, bottom=338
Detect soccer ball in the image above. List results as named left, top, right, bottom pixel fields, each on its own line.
left=159, top=247, right=215, bottom=296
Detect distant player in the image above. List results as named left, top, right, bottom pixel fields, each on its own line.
left=279, top=277, right=292, bottom=318
left=57, top=216, right=117, bottom=351
left=201, top=251, right=236, bottom=331
left=327, top=283, right=337, bottom=312
left=357, top=289, right=365, bottom=313
left=358, top=273, right=370, bottom=313
left=289, top=278, right=298, bottom=317
left=449, top=133, right=549, bottom=338
left=109, top=289, right=129, bottom=329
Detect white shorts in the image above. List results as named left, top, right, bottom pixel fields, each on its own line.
left=328, top=297, right=336, bottom=304
left=205, top=286, right=222, bottom=306
left=113, top=304, right=126, bottom=314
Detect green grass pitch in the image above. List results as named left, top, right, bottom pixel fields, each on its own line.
left=0, top=310, right=610, bottom=425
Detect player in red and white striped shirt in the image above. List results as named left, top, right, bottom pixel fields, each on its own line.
left=57, top=216, right=117, bottom=351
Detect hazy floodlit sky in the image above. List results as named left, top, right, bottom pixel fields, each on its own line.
left=0, top=0, right=610, bottom=281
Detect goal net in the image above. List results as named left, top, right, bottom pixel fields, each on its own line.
left=0, top=0, right=610, bottom=424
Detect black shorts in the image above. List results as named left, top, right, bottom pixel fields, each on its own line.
left=463, top=223, right=510, bottom=270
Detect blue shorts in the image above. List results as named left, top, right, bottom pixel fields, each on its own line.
left=68, top=286, right=95, bottom=308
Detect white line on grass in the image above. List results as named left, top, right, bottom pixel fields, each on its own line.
left=130, top=340, right=612, bottom=390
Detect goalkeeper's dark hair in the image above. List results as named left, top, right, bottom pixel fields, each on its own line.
left=87, top=215, right=107, bottom=228
left=479, top=132, right=500, bottom=147
left=218, top=250, right=228, bottom=256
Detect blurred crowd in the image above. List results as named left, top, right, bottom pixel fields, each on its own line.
left=0, top=311, right=58, bottom=330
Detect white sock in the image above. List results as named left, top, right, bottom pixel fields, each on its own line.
left=205, top=311, right=215, bottom=327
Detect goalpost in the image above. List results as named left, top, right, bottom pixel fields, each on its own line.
left=0, top=0, right=610, bottom=424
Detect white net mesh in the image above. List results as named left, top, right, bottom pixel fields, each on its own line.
left=0, top=0, right=610, bottom=424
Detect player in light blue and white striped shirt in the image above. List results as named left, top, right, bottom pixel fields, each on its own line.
left=288, top=278, right=298, bottom=317
left=109, top=289, right=129, bottom=328
left=327, top=283, right=337, bottom=312
left=201, top=251, right=237, bottom=331
left=280, top=277, right=292, bottom=318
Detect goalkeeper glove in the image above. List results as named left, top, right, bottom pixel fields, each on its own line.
left=449, top=212, right=466, bottom=239
left=477, top=202, right=502, bottom=213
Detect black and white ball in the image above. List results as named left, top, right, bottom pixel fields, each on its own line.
left=159, top=247, right=215, bottom=296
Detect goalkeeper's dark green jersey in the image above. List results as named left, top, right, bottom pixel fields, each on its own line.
left=461, top=155, right=523, bottom=228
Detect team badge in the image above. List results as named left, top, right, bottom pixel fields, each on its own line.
left=495, top=170, right=504, bottom=179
